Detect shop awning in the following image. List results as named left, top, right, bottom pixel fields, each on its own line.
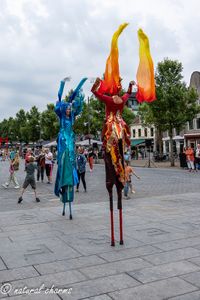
left=184, top=133, right=200, bottom=139
left=131, top=139, right=145, bottom=146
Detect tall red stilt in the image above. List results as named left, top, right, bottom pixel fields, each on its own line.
left=119, top=208, right=123, bottom=245
left=110, top=209, right=115, bottom=246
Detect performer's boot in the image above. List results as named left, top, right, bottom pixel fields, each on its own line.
left=62, top=202, right=66, bottom=216
left=69, top=202, right=73, bottom=220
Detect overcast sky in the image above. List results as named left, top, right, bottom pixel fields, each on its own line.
left=0, top=0, right=199, bottom=120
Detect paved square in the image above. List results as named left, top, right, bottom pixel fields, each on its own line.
left=1, top=161, right=200, bottom=299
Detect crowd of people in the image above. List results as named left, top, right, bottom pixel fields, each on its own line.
left=0, top=146, right=102, bottom=204
left=180, top=144, right=200, bottom=172
left=1, top=147, right=55, bottom=203
left=1, top=143, right=199, bottom=203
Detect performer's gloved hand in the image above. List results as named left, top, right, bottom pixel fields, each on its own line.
left=127, top=80, right=136, bottom=94
left=91, top=77, right=101, bottom=93
left=62, top=77, right=71, bottom=82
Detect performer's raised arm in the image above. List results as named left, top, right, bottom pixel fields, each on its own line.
left=55, top=79, right=68, bottom=117
left=72, top=93, right=84, bottom=117
left=91, top=78, right=115, bottom=104
left=68, top=78, right=87, bottom=118
left=121, top=80, right=136, bottom=102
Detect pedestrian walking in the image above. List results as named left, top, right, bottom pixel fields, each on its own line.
left=76, top=147, right=87, bottom=192
left=124, top=161, right=140, bottom=199
left=18, top=156, right=40, bottom=203
left=88, top=148, right=95, bottom=172
left=2, top=153, right=20, bottom=189
left=185, top=146, right=195, bottom=172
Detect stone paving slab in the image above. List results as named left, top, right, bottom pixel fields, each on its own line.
left=154, top=235, right=200, bottom=251
left=108, top=277, right=198, bottom=300
left=181, top=271, right=200, bottom=288
left=0, top=266, right=39, bottom=284
left=0, top=237, right=81, bottom=268
left=7, top=270, right=86, bottom=297
left=98, top=244, right=162, bottom=262
left=60, top=274, right=139, bottom=300
left=188, top=256, right=200, bottom=267
left=0, top=258, right=6, bottom=271
left=142, top=247, right=200, bottom=265
left=128, top=261, right=200, bottom=283
left=169, top=290, right=200, bottom=299
left=34, top=255, right=106, bottom=275
left=59, top=229, right=145, bottom=256
left=80, top=257, right=152, bottom=280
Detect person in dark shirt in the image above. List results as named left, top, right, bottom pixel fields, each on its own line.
left=36, top=148, right=45, bottom=182
left=18, top=156, right=40, bottom=203
left=76, top=147, right=87, bottom=192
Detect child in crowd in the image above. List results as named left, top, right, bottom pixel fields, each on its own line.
left=18, top=156, right=40, bottom=203
left=2, top=153, right=20, bottom=189
left=124, top=161, right=140, bottom=199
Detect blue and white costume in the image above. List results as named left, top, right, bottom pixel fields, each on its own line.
left=54, top=78, right=87, bottom=217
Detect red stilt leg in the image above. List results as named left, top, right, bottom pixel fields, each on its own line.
left=119, top=208, right=123, bottom=245
left=110, top=209, right=115, bottom=246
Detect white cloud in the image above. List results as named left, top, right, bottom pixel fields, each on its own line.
left=0, top=0, right=200, bottom=120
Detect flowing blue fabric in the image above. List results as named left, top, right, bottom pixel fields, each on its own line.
left=54, top=78, right=87, bottom=203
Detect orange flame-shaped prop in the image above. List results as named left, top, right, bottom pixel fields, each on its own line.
left=99, top=23, right=129, bottom=95
left=136, top=29, right=156, bottom=102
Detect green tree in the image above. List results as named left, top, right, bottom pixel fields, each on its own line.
left=73, top=96, right=105, bottom=138
left=15, top=109, right=27, bottom=142
left=139, top=58, right=199, bottom=166
left=0, top=119, right=9, bottom=138
left=122, top=106, right=135, bottom=126
left=41, top=104, right=59, bottom=140
left=27, top=106, right=41, bottom=143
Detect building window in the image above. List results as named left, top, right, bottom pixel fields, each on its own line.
left=151, top=128, right=154, bottom=136
left=196, top=118, right=200, bottom=129
left=132, top=129, right=136, bottom=137
left=138, top=129, right=141, bottom=137
left=189, top=120, right=194, bottom=130
left=144, top=128, right=148, bottom=137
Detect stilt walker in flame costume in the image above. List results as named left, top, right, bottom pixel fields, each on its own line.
left=54, top=77, right=87, bottom=218
left=91, top=24, right=156, bottom=246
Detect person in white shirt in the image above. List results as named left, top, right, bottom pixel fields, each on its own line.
left=45, top=148, right=53, bottom=183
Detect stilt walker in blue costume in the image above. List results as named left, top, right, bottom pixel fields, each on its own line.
left=54, top=77, right=87, bottom=218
